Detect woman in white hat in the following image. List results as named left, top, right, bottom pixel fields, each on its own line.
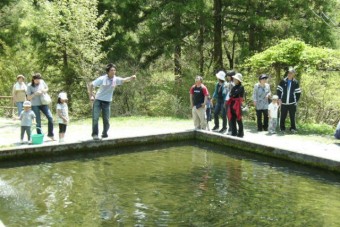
left=226, top=73, right=245, bottom=137
left=211, top=70, right=227, bottom=133
left=12, top=75, right=27, bottom=116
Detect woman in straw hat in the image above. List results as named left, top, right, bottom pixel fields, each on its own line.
left=12, top=75, right=27, bottom=116
left=226, top=73, right=244, bottom=137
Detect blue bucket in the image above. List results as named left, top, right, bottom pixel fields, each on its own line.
left=31, top=127, right=44, bottom=145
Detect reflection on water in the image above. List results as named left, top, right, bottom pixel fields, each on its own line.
left=0, top=144, right=340, bottom=226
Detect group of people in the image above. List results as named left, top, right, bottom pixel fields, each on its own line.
left=12, top=73, right=69, bottom=143
left=11, top=63, right=136, bottom=144
left=189, top=67, right=303, bottom=137
left=190, top=70, right=245, bottom=137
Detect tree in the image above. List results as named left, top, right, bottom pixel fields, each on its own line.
left=28, top=0, right=109, bottom=109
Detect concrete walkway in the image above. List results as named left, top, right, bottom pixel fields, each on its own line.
left=0, top=117, right=339, bottom=167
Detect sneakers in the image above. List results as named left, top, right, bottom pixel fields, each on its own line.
left=219, top=128, right=227, bottom=133
left=92, top=135, right=100, bottom=140
left=212, top=126, right=219, bottom=131
left=290, top=129, right=297, bottom=133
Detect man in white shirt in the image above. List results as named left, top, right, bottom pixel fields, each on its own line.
left=88, top=63, right=136, bottom=140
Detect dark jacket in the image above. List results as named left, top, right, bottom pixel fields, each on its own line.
left=277, top=77, right=301, bottom=105
left=212, top=82, right=227, bottom=102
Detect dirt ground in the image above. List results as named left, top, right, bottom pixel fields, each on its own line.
left=1, top=117, right=339, bottom=162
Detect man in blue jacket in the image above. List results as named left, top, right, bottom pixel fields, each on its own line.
left=277, top=67, right=301, bottom=133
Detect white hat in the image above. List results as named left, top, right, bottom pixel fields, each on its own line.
left=23, top=101, right=31, bottom=107
left=232, top=73, right=243, bottom=83
left=288, top=67, right=296, bottom=74
left=58, top=92, right=68, bottom=100
left=216, top=71, right=226, bottom=81
left=272, top=95, right=279, bottom=100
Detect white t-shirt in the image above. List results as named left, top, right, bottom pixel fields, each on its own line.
left=92, top=75, right=124, bottom=102
left=57, top=103, right=69, bottom=124
left=268, top=102, right=279, bottom=119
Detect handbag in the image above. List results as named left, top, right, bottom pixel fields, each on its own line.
left=40, top=93, right=52, bottom=105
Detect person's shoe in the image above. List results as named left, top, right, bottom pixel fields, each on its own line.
left=101, top=135, right=108, bottom=139
left=92, top=135, right=100, bottom=140
left=212, top=126, right=219, bottom=131
left=20, top=140, right=24, bottom=144
left=226, top=131, right=232, bottom=135
left=48, top=136, right=56, bottom=141
left=237, top=134, right=244, bottom=138
left=257, top=128, right=263, bottom=132
left=280, top=129, right=286, bottom=134
left=290, top=129, right=297, bottom=133
left=219, top=128, right=227, bottom=133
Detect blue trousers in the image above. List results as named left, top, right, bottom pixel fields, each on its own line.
left=32, top=105, right=54, bottom=137
left=92, top=99, right=111, bottom=137
left=16, top=102, right=24, bottom=116
left=214, top=101, right=227, bottom=129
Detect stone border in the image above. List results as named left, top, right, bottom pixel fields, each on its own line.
left=0, top=129, right=339, bottom=173
left=195, top=130, right=340, bottom=173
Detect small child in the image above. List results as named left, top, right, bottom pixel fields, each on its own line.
left=206, top=95, right=213, bottom=131
left=18, top=101, right=36, bottom=144
left=268, top=95, right=279, bottom=134
left=56, top=92, right=69, bottom=142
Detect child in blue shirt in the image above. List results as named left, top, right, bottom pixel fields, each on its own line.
left=18, top=101, right=36, bottom=144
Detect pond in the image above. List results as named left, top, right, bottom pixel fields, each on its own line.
left=0, top=142, right=340, bottom=226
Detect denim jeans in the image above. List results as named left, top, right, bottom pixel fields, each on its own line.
left=32, top=105, right=54, bottom=137
left=92, top=99, right=111, bottom=137
left=214, top=100, right=227, bottom=129
left=16, top=102, right=24, bottom=116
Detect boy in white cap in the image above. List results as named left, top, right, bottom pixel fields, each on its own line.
left=57, top=92, right=69, bottom=142
left=18, top=101, right=36, bottom=144
left=212, top=70, right=227, bottom=133
left=268, top=95, right=279, bottom=134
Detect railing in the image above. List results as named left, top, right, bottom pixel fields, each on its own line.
left=0, top=96, right=15, bottom=117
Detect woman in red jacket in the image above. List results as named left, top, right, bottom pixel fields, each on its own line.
left=226, top=73, right=245, bottom=137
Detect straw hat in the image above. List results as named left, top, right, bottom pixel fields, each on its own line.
left=17, top=75, right=25, bottom=80
left=232, top=73, right=243, bottom=83
left=58, top=92, right=68, bottom=100
left=23, top=101, right=31, bottom=107
left=215, top=71, right=226, bottom=81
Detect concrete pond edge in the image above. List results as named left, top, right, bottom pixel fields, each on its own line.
left=0, top=129, right=339, bottom=173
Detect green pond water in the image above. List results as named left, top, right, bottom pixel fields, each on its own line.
left=0, top=143, right=340, bottom=226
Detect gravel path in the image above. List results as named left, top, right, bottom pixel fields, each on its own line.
left=1, top=117, right=339, bottom=162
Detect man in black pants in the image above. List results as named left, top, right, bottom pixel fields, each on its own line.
left=277, top=68, right=301, bottom=133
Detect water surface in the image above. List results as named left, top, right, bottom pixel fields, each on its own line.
left=0, top=143, right=340, bottom=226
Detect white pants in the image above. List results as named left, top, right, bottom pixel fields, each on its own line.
left=192, top=106, right=206, bottom=130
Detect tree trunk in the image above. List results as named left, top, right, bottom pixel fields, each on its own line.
left=213, top=0, right=223, bottom=71
left=198, top=15, right=205, bottom=76
left=174, top=11, right=181, bottom=76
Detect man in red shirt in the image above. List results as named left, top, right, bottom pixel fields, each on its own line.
left=190, top=76, right=209, bottom=130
